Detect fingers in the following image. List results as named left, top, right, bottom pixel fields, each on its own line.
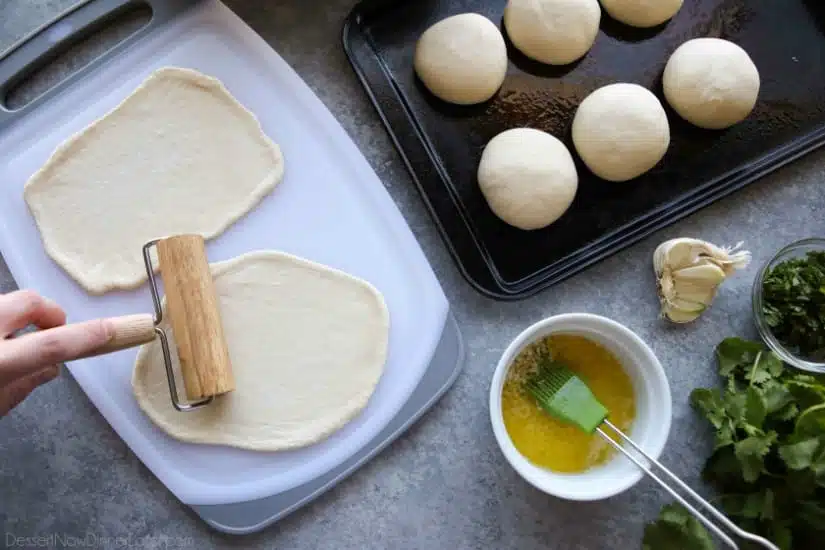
left=0, top=364, right=59, bottom=417
left=0, top=319, right=113, bottom=384
left=0, top=290, right=66, bottom=337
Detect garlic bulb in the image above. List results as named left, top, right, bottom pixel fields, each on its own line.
left=653, top=238, right=751, bottom=323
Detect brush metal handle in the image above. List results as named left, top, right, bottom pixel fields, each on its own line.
left=597, top=419, right=779, bottom=550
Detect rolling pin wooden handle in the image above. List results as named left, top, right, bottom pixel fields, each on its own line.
left=76, top=313, right=157, bottom=360
left=156, top=234, right=235, bottom=401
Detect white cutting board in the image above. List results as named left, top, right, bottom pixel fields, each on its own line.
left=0, top=0, right=448, bottom=506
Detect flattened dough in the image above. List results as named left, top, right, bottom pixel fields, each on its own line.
left=132, top=251, right=390, bottom=451
left=24, top=67, right=284, bottom=294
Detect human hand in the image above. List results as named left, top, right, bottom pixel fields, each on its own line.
left=0, top=290, right=113, bottom=416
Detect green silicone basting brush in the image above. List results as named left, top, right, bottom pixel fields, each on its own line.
left=521, top=359, right=779, bottom=550
left=524, top=361, right=607, bottom=434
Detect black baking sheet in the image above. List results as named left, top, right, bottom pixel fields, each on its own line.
left=343, top=0, right=825, bottom=300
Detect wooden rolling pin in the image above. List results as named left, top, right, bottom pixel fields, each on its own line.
left=75, top=234, right=235, bottom=402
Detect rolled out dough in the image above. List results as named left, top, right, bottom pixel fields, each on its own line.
left=23, top=67, right=284, bottom=294
left=132, top=250, right=390, bottom=451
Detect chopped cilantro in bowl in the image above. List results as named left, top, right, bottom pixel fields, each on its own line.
left=753, top=238, right=825, bottom=374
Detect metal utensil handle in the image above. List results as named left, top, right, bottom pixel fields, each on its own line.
left=0, top=0, right=199, bottom=130
left=598, top=419, right=780, bottom=550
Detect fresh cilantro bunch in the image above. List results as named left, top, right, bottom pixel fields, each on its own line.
left=643, top=338, right=825, bottom=550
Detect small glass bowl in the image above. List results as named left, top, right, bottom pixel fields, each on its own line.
left=752, top=237, right=825, bottom=374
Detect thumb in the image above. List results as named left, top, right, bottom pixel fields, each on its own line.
left=0, top=365, right=60, bottom=416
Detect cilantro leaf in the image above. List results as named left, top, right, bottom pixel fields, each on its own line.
left=797, top=501, right=825, bottom=532
left=690, top=388, right=726, bottom=429
left=748, top=351, right=781, bottom=386
left=787, top=380, right=825, bottom=411
left=724, top=391, right=748, bottom=427
left=718, top=493, right=746, bottom=516
left=764, top=353, right=785, bottom=378
left=726, top=375, right=741, bottom=395
left=721, top=489, right=776, bottom=521
left=716, top=338, right=765, bottom=379
left=742, top=488, right=775, bottom=521
left=746, top=386, right=768, bottom=429
left=811, top=444, right=825, bottom=489
left=771, top=522, right=793, bottom=550
left=775, top=402, right=799, bottom=423
left=703, top=446, right=744, bottom=486
left=795, top=404, right=825, bottom=438
left=779, top=438, right=821, bottom=470
left=785, top=469, right=818, bottom=500
left=642, top=503, right=715, bottom=550
left=762, top=381, right=793, bottom=414
left=812, top=444, right=825, bottom=477
left=714, top=423, right=735, bottom=450
left=734, top=432, right=777, bottom=483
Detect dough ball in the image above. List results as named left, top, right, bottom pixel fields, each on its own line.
left=599, top=0, right=683, bottom=28
left=663, top=38, right=760, bottom=130
left=572, top=83, right=670, bottom=182
left=478, top=128, right=578, bottom=230
left=414, top=13, right=507, bottom=105
left=503, top=0, right=601, bottom=65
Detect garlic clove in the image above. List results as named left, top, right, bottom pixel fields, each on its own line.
left=669, top=297, right=707, bottom=313
left=654, top=239, right=698, bottom=273
left=672, top=263, right=726, bottom=285
left=672, top=283, right=717, bottom=307
left=664, top=307, right=703, bottom=324
left=706, top=253, right=752, bottom=276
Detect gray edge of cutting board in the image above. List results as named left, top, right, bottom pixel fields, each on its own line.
left=193, top=312, right=465, bottom=534
left=0, top=0, right=466, bottom=534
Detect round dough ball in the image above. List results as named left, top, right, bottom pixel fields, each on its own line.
left=414, top=13, right=507, bottom=105
left=663, top=38, right=760, bottom=130
left=599, top=0, right=683, bottom=28
left=572, top=83, right=670, bottom=182
left=477, top=128, right=578, bottom=231
left=503, top=0, right=601, bottom=65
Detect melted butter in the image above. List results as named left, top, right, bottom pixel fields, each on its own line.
left=501, top=334, right=636, bottom=473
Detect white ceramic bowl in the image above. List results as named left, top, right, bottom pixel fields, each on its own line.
left=489, top=313, right=672, bottom=501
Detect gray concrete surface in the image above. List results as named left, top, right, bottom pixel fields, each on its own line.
left=1, top=1, right=824, bottom=549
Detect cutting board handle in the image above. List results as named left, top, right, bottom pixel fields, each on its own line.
left=0, top=0, right=199, bottom=130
